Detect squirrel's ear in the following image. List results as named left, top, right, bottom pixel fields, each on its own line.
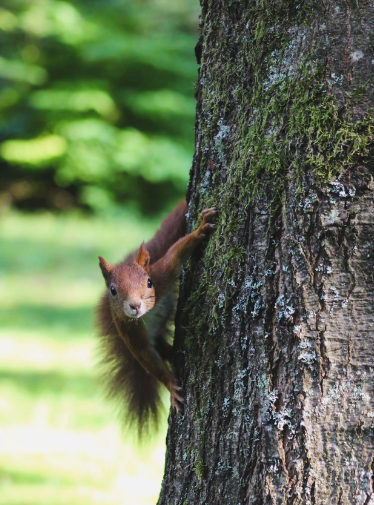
left=136, top=242, right=150, bottom=273
left=98, top=256, right=113, bottom=286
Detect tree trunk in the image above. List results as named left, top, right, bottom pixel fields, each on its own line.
left=158, top=0, right=374, bottom=503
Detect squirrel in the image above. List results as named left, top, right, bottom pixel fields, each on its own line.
left=96, top=201, right=216, bottom=435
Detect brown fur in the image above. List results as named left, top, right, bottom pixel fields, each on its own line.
left=96, top=201, right=216, bottom=436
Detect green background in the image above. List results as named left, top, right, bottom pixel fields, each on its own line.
left=0, top=0, right=199, bottom=215
left=0, top=0, right=199, bottom=503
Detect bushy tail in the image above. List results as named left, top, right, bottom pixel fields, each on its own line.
left=96, top=294, right=162, bottom=437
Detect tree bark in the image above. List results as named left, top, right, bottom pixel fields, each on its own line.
left=158, top=0, right=374, bottom=503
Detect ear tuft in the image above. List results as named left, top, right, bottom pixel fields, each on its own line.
left=98, top=256, right=113, bottom=286
left=136, top=242, right=150, bottom=273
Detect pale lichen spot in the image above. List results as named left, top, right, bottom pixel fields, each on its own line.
left=351, top=50, right=364, bottom=62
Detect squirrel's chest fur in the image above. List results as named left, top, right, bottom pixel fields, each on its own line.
left=142, top=288, right=175, bottom=344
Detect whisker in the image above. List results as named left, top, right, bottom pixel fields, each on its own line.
left=105, top=313, right=120, bottom=336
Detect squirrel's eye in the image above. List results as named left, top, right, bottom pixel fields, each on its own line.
left=147, top=278, right=152, bottom=288
left=110, top=286, right=117, bottom=296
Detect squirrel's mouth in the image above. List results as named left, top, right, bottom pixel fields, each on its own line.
left=123, top=304, right=145, bottom=319
left=123, top=300, right=145, bottom=319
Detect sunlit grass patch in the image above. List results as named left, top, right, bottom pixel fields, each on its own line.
left=0, top=332, right=93, bottom=373
left=0, top=276, right=100, bottom=308
left=0, top=427, right=165, bottom=505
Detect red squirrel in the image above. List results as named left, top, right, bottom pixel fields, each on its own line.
left=96, top=201, right=216, bottom=434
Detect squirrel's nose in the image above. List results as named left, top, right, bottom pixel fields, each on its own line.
left=129, top=302, right=141, bottom=311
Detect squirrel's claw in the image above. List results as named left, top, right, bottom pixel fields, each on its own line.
left=203, top=223, right=216, bottom=231
left=171, top=396, right=185, bottom=414
left=174, top=391, right=185, bottom=403
left=201, top=206, right=217, bottom=215
left=200, top=207, right=217, bottom=222
left=198, top=207, right=217, bottom=238
left=170, top=383, right=185, bottom=414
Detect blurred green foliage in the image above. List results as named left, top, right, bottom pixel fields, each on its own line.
left=0, top=0, right=200, bottom=215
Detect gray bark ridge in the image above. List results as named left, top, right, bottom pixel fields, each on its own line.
left=158, top=0, right=374, bottom=504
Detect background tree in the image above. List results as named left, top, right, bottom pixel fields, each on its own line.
left=159, top=0, right=374, bottom=503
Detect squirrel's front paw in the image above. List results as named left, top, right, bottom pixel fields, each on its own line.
left=198, top=207, right=217, bottom=237
left=169, top=383, right=185, bottom=414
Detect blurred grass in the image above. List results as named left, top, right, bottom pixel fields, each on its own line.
left=0, top=209, right=169, bottom=505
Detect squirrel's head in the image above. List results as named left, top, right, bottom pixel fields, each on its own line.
left=98, top=243, right=155, bottom=319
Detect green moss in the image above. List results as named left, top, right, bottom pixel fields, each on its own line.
left=233, top=65, right=374, bottom=205
left=198, top=0, right=373, bottom=209
left=194, top=458, right=206, bottom=481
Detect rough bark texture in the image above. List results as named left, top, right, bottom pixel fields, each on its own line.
left=158, top=0, right=374, bottom=503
